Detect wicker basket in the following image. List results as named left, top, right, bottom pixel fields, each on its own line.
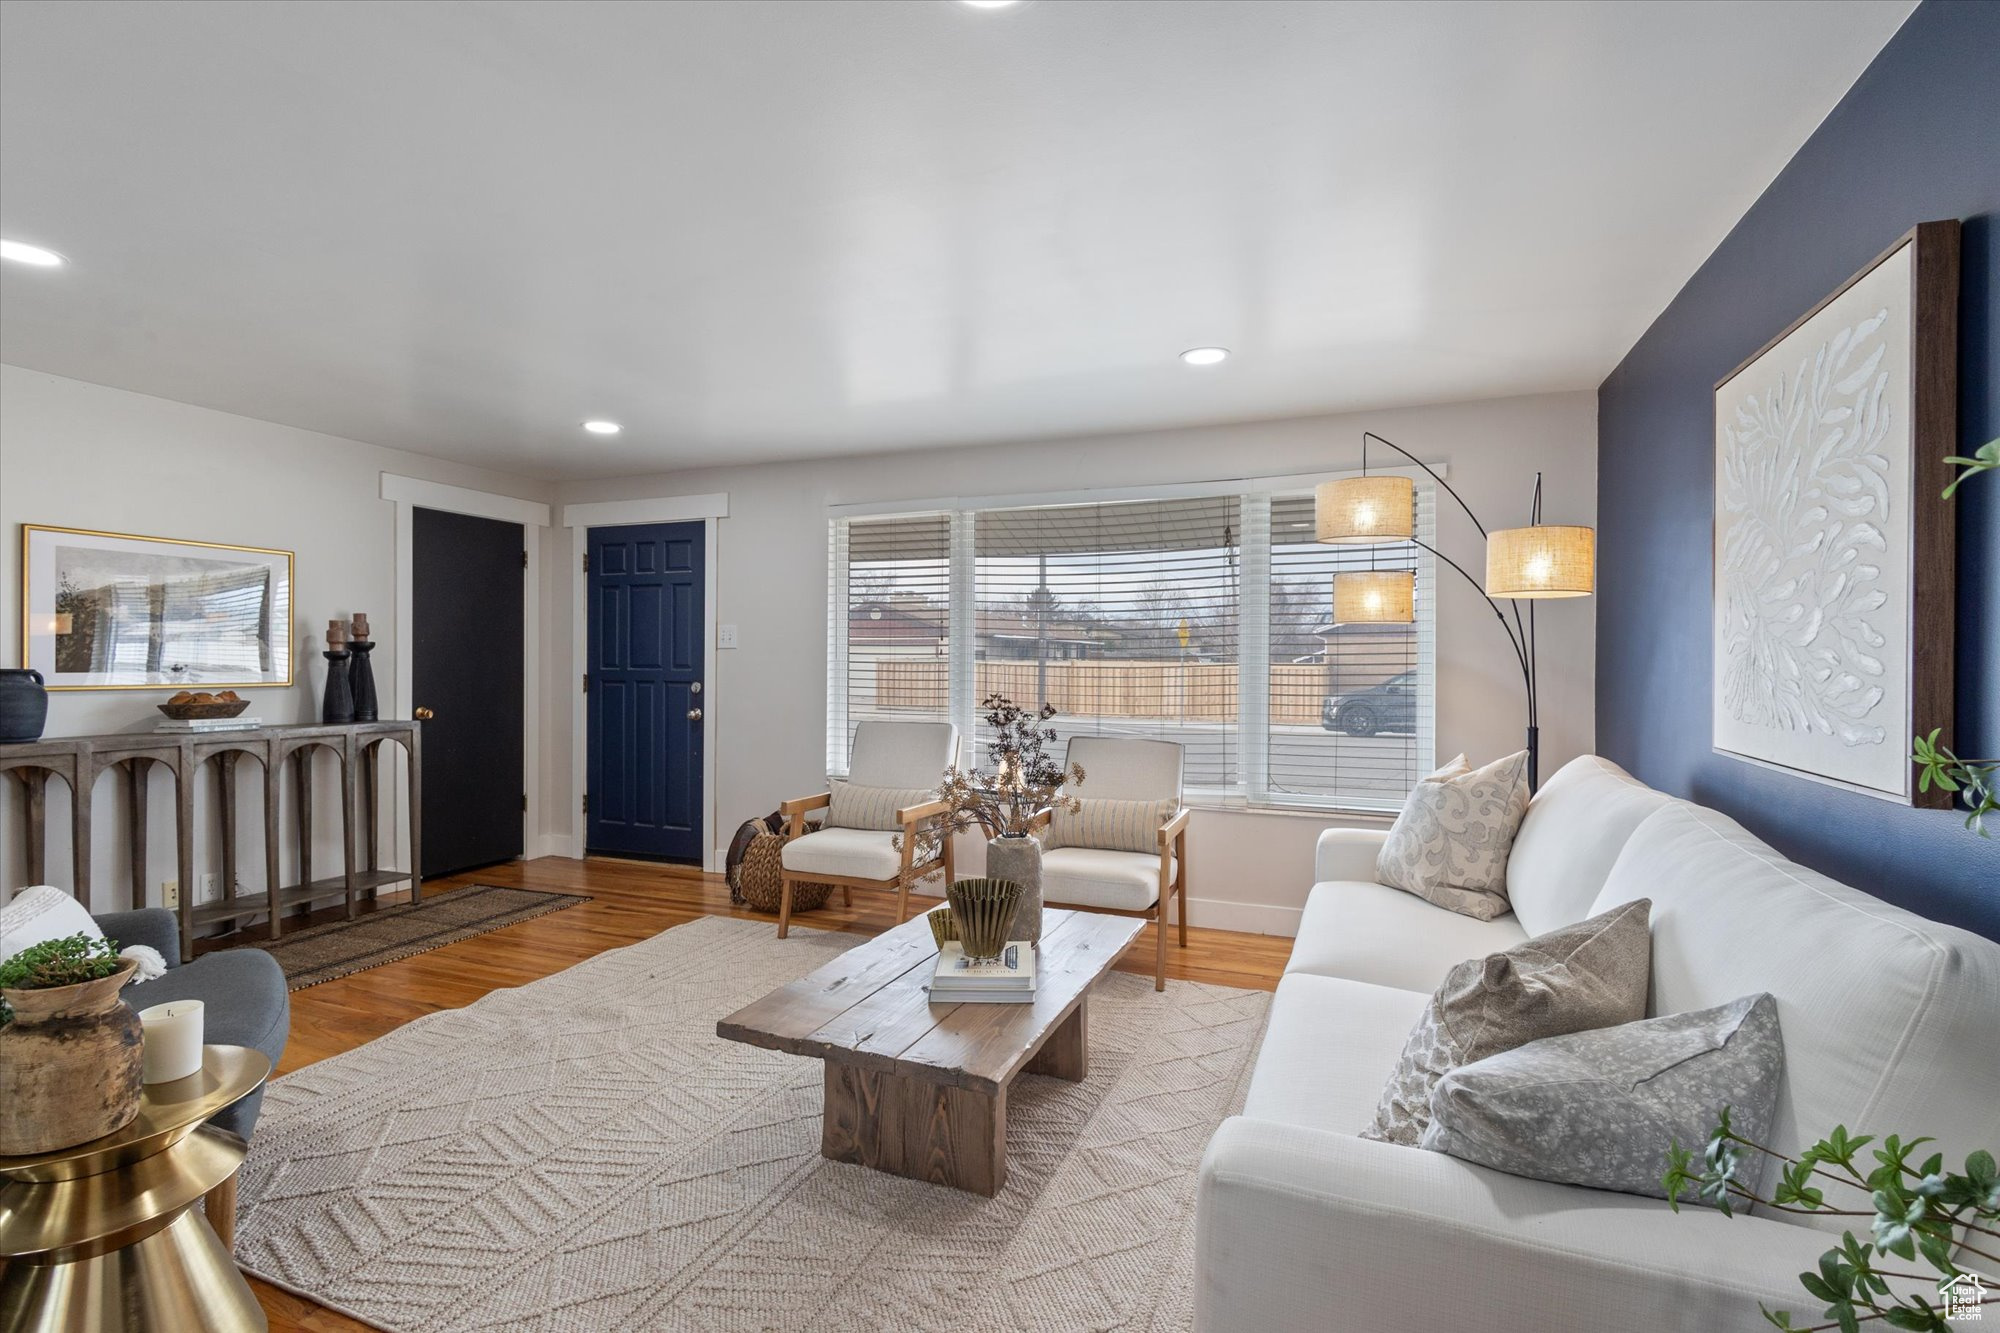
left=737, top=832, right=833, bottom=915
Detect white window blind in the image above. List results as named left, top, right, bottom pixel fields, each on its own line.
left=827, top=477, right=1437, bottom=812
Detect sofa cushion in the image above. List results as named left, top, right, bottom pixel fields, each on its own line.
left=1376, top=751, right=1531, bottom=920
left=1041, top=846, right=1172, bottom=912
left=1363, top=898, right=1654, bottom=1146
left=781, top=827, right=903, bottom=881
left=1286, top=879, right=1526, bottom=992
left=1421, top=993, right=1785, bottom=1206
left=1506, top=756, right=1676, bottom=937
left=1590, top=802, right=2000, bottom=1239
left=1242, top=973, right=1431, bottom=1136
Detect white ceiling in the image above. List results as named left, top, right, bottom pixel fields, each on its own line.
left=0, top=0, right=1915, bottom=480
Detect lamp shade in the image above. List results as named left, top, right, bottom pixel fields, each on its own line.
left=1485, top=525, right=1595, bottom=598
left=1315, top=475, right=1414, bottom=544
left=1331, top=570, right=1415, bottom=624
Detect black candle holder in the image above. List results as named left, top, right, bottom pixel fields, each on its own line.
left=321, top=649, right=354, bottom=724
left=347, top=640, right=378, bottom=722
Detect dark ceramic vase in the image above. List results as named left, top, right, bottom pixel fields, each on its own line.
left=321, top=651, right=354, bottom=724
left=0, top=668, right=48, bottom=743
left=348, top=641, right=379, bottom=721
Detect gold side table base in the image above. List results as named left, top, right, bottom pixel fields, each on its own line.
left=1, top=1207, right=265, bottom=1333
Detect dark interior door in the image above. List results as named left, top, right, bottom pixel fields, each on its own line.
left=587, top=521, right=704, bottom=862
left=414, top=507, right=525, bottom=878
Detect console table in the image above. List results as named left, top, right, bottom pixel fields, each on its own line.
left=1, top=721, right=421, bottom=961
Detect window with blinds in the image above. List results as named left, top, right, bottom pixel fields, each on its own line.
left=827, top=479, right=1436, bottom=811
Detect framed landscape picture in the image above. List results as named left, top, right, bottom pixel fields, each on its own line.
left=1712, top=222, right=1958, bottom=805
left=21, top=525, right=294, bottom=690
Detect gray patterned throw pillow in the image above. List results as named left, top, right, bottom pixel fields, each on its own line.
left=1376, top=751, right=1530, bottom=920
left=1361, top=898, right=1653, bottom=1146
left=1420, top=993, right=1785, bottom=1207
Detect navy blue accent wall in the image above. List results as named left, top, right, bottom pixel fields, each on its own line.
left=1597, top=0, right=2000, bottom=939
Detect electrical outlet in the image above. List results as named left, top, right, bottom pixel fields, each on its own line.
left=718, top=624, right=739, bottom=649
left=199, top=873, right=219, bottom=902
left=160, top=879, right=180, bottom=910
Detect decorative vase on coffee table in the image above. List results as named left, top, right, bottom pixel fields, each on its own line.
left=986, top=832, right=1044, bottom=944
left=946, top=878, right=1023, bottom=960
left=0, top=959, right=144, bottom=1155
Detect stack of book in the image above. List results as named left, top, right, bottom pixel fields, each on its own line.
left=155, top=716, right=264, bottom=734
left=931, top=942, right=1036, bottom=1004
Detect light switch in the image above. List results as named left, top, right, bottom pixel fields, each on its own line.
left=718, top=624, right=739, bottom=649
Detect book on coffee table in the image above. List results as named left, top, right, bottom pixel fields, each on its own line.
left=931, top=941, right=1035, bottom=1002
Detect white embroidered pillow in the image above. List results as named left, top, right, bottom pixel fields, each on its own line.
left=1376, top=751, right=1530, bottom=920
left=824, top=783, right=934, bottom=832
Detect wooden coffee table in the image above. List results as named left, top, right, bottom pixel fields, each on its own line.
left=717, top=907, right=1145, bottom=1196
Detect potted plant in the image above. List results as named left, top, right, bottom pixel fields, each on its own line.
left=904, top=694, right=1085, bottom=943
left=0, top=933, right=145, bottom=1154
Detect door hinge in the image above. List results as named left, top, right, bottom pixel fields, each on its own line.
left=521, top=793, right=528, bottom=813
left=522, top=549, right=529, bottom=570
left=582, top=793, right=590, bottom=815
left=583, top=551, right=591, bottom=573
left=582, top=673, right=589, bottom=694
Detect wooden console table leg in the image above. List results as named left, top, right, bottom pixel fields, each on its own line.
left=1026, top=1000, right=1088, bottom=1082
left=70, top=758, right=93, bottom=912
left=22, top=769, right=49, bottom=883
left=339, top=742, right=358, bottom=920
left=218, top=753, right=239, bottom=918
left=820, top=1062, right=1006, bottom=1197
left=203, top=1168, right=239, bottom=1250
left=173, top=748, right=196, bottom=960
left=262, top=751, right=283, bottom=941
left=362, top=741, right=380, bottom=877
left=294, top=749, right=314, bottom=917
left=125, top=759, right=149, bottom=908
left=406, top=726, right=423, bottom=903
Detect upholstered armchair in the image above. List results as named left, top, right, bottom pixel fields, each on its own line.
left=775, top=720, right=960, bottom=938
left=1035, top=737, right=1189, bottom=990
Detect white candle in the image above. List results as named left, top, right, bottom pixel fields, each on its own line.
left=139, top=1000, right=205, bottom=1084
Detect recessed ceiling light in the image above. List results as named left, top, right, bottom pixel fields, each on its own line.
left=0, top=239, right=66, bottom=267
left=582, top=420, right=622, bottom=435
left=1180, top=347, right=1230, bottom=366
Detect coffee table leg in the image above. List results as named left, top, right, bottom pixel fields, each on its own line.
left=1026, top=998, right=1088, bottom=1082
left=821, top=1061, right=1007, bottom=1196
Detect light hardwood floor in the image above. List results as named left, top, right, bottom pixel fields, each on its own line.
left=207, top=855, right=1293, bottom=1332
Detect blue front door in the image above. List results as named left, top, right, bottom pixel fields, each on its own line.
left=587, top=522, right=704, bottom=862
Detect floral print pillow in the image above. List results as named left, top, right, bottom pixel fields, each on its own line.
left=1375, top=751, right=1530, bottom=920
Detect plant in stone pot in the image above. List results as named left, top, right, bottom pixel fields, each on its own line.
left=0, top=933, right=146, bottom=1154
left=900, top=694, right=1085, bottom=944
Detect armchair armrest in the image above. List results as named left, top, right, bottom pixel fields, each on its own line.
left=92, top=908, right=181, bottom=968
left=780, top=791, right=832, bottom=838
left=1157, top=806, right=1191, bottom=850
left=1313, top=827, right=1388, bottom=883
left=895, top=797, right=949, bottom=825
left=1197, top=1117, right=1856, bottom=1333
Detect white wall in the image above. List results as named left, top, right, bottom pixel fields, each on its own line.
left=553, top=390, right=1598, bottom=934
left=0, top=365, right=554, bottom=912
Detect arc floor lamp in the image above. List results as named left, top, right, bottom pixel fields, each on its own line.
left=1315, top=432, right=1595, bottom=791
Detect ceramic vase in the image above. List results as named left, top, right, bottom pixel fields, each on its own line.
left=986, top=832, right=1044, bottom=944
left=0, top=667, right=47, bottom=743
left=0, top=959, right=144, bottom=1155
left=946, top=878, right=1023, bottom=960
left=347, top=640, right=379, bottom=721
left=321, top=649, right=354, bottom=724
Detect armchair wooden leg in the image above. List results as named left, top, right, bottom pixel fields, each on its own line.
left=777, top=873, right=795, bottom=939
left=943, top=832, right=956, bottom=887
left=1178, top=880, right=1188, bottom=948
left=1153, top=904, right=1167, bottom=992
left=205, top=1168, right=239, bottom=1250
left=1176, top=831, right=1189, bottom=948
left=895, top=876, right=910, bottom=924
left=843, top=885, right=852, bottom=907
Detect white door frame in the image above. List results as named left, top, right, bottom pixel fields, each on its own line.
left=560, top=494, right=728, bottom=869
left=382, top=474, right=553, bottom=868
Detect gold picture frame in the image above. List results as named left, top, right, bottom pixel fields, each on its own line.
left=21, top=524, right=296, bottom=691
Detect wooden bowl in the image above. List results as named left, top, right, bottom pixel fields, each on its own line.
left=156, top=699, right=252, bottom=720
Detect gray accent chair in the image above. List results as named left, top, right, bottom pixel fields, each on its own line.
left=93, top=908, right=289, bottom=1140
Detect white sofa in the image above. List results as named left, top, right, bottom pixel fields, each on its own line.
left=1196, top=756, right=2000, bottom=1332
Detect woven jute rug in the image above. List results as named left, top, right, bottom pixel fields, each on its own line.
left=252, top=885, right=589, bottom=990
left=235, top=915, right=1270, bottom=1332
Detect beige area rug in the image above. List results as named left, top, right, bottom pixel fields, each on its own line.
left=234, top=915, right=1270, bottom=1332
left=249, top=885, right=590, bottom=990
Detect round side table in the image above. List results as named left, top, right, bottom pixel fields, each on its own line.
left=0, top=1044, right=271, bottom=1332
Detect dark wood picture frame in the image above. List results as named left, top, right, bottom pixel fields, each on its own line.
left=1713, top=220, right=1959, bottom=807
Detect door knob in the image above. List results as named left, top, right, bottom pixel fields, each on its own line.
left=687, top=707, right=703, bottom=721
left=414, top=707, right=435, bottom=720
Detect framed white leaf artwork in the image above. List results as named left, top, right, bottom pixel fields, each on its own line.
left=1712, top=222, right=1958, bottom=805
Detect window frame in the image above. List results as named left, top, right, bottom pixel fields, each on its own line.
left=827, top=468, right=1439, bottom=815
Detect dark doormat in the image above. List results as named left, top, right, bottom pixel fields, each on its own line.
left=241, top=885, right=590, bottom=990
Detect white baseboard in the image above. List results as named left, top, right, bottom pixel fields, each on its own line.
left=1184, top=896, right=1302, bottom=938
